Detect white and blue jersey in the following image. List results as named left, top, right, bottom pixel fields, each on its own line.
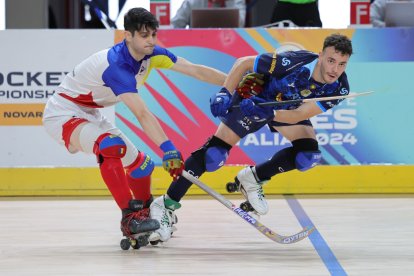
left=57, top=40, right=177, bottom=108
left=221, top=50, right=350, bottom=138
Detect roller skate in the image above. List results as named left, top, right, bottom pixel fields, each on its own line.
left=227, top=166, right=268, bottom=215
left=120, top=198, right=160, bottom=250
left=148, top=195, right=181, bottom=245
left=227, top=180, right=261, bottom=219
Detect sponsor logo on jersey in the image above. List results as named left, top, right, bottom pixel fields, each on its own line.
left=268, top=51, right=277, bottom=74
left=275, top=93, right=283, bottom=102
left=315, top=90, right=324, bottom=96
left=300, top=89, right=312, bottom=97
left=282, top=57, right=291, bottom=67
left=340, top=87, right=348, bottom=95
left=238, top=119, right=251, bottom=131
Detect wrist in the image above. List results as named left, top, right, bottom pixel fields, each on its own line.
left=160, top=140, right=175, bottom=152
left=220, top=87, right=231, bottom=95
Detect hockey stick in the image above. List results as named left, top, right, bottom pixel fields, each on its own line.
left=81, top=0, right=118, bottom=29
left=233, top=91, right=373, bottom=108
left=182, top=171, right=315, bottom=244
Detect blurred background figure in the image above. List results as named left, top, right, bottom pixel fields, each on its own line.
left=171, top=0, right=246, bottom=28
left=370, top=0, right=414, bottom=27
left=270, top=0, right=322, bottom=27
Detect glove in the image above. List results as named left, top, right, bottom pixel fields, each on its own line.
left=210, top=87, right=231, bottom=117
left=240, top=96, right=274, bottom=122
left=236, top=73, right=265, bottom=99
left=160, top=140, right=184, bottom=180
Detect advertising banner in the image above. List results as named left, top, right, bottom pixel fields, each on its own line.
left=0, top=30, right=114, bottom=167
left=1, top=28, right=413, bottom=168
left=115, top=28, right=414, bottom=165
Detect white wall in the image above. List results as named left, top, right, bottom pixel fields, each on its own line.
left=319, top=0, right=350, bottom=28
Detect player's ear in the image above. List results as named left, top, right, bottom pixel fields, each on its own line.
left=318, top=50, right=323, bottom=58
left=124, top=30, right=132, bottom=42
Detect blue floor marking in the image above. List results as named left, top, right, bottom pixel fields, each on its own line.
left=285, top=196, right=347, bottom=276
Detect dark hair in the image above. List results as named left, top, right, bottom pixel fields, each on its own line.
left=323, top=33, right=353, bottom=56
left=124, top=8, right=159, bottom=35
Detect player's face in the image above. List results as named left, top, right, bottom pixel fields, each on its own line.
left=126, top=26, right=157, bottom=60
left=318, top=46, right=349, bottom=84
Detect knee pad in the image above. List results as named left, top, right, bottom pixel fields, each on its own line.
left=192, top=136, right=232, bottom=172
left=93, top=133, right=127, bottom=163
left=295, top=151, right=321, bottom=171
left=126, top=152, right=154, bottom=179
left=292, top=138, right=321, bottom=172
left=205, top=146, right=229, bottom=172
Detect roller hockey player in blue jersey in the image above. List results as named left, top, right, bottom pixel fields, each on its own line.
left=149, top=33, right=353, bottom=243
left=43, top=7, right=226, bottom=248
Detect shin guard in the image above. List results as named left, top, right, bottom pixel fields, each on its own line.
left=125, top=152, right=154, bottom=203
left=94, top=133, right=131, bottom=210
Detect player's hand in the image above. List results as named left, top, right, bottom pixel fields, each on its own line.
left=210, top=87, right=231, bottom=117
left=160, top=140, right=184, bottom=180
left=236, top=73, right=265, bottom=99
left=240, top=96, right=274, bottom=122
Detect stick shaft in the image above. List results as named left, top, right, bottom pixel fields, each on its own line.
left=234, top=91, right=373, bottom=108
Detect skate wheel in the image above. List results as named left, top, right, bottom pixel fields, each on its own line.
left=120, top=239, right=130, bottom=250
left=150, top=240, right=159, bottom=246
left=130, top=239, right=140, bottom=250
left=240, top=201, right=254, bottom=212
left=137, top=235, right=149, bottom=247
left=226, top=182, right=238, bottom=193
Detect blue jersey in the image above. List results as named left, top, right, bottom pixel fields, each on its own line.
left=253, top=50, right=350, bottom=112
left=220, top=50, right=350, bottom=138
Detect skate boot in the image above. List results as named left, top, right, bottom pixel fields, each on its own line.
left=236, top=166, right=269, bottom=215
left=120, top=199, right=160, bottom=250
left=148, top=195, right=181, bottom=243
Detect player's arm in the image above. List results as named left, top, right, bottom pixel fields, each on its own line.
left=209, top=56, right=258, bottom=117
left=273, top=102, right=323, bottom=124
left=223, top=56, right=256, bottom=94
left=170, top=57, right=227, bottom=86
left=120, top=92, right=168, bottom=146
left=119, top=92, right=184, bottom=179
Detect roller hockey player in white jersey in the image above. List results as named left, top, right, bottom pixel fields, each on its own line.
left=42, top=7, right=226, bottom=248
left=149, top=33, right=353, bottom=243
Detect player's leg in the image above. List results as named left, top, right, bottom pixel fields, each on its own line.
left=74, top=123, right=132, bottom=209
left=149, top=123, right=236, bottom=242
left=125, top=151, right=154, bottom=203
left=255, top=124, right=320, bottom=179
left=43, top=100, right=158, bottom=237
left=76, top=123, right=159, bottom=236
left=237, top=125, right=320, bottom=215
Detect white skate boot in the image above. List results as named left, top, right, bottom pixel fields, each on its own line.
left=149, top=195, right=181, bottom=243
left=237, top=166, right=269, bottom=215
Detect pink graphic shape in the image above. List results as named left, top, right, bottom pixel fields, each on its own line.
left=116, top=70, right=253, bottom=165
left=157, top=29, right=257, bottom=58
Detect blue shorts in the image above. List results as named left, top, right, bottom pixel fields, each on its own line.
left=219, top=94, right=273, bottom=138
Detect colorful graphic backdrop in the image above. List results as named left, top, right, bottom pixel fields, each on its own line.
left=115, top=28, right=414, bottom=165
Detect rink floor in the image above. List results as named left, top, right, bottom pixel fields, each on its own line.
left=0, top=195, right=413, bottom=276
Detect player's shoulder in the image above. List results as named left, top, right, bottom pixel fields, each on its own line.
left=107, top=40, right=130, bottom=65
left=278, top=50, right=318, bottom=64
left=148, top=45, right=177, bottom=62
left=338, top=72, right=350, bottom=93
